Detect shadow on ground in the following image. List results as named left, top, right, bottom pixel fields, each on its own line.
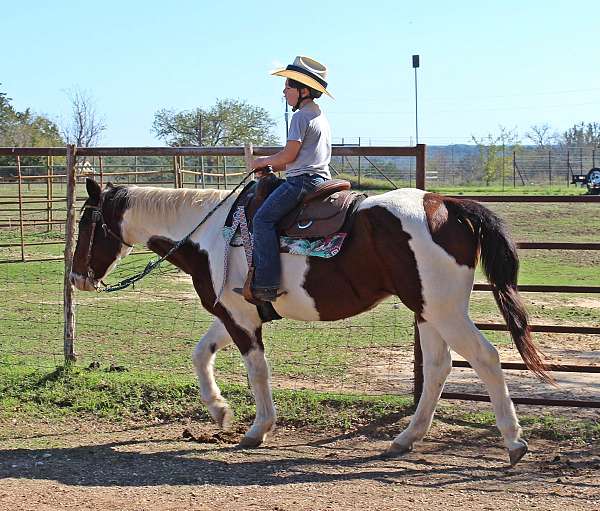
left=0, top=423, right=598, bottom=503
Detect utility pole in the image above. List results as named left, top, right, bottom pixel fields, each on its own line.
left=412, top=55, right=420, bottom=145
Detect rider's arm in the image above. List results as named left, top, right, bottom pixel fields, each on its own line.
left=253, top=140, right=301, bottom=173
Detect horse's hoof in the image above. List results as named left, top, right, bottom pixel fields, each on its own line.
left=215, top=407, right=233, bottom=430
left=238, top=435, right=263, bottom=448
left=508, top=439, right=528, bottom=466
left=381, top=442, right=412, bottom=458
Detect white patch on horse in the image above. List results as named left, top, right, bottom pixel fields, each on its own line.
left=364, top=189, right=523, bottom=452
left=360, top=188, right=474, bottom=320
left=122, top=186, right=264, bottom=337
left=272, top=255, right=320, bottom=321
left=121, top=185, right=231, bottom=292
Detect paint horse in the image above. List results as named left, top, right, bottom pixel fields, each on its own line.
left=70, top=178, right=549, bottom=465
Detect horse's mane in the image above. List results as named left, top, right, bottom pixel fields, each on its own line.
left=123, top=186, right=231, bottom=219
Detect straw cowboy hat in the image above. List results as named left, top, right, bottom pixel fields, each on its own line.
left=271, top=56, right=334, bottom=99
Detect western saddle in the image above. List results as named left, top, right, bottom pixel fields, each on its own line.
left=229, top=167, right=364, bottom=240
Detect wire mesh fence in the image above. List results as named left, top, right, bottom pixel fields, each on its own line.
left=0, top=250, right=418, bottom=396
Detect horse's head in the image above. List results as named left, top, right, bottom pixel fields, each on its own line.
left=70, top=178, right=133, bottom=291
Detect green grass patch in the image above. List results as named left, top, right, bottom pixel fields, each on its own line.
left=0, top=365, right=413, bottom=432
left=1, top=366, right=597, bottom=443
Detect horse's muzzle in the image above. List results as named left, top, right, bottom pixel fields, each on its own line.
left=69, top=272, right=98, bottom=292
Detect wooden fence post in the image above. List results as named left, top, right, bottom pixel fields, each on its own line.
left=415, top=143, right=426, bottom=190
left=179, top=155, right=185, bottom=187
left=172, top=156, right=180, bottom=188
left=63, top=144, right=77, bottom=363
left=357, top=136, right=362, bottom=187
left=244, top=142, right=254, bottom=177
left=99, top=155, right=104, bottom=187
left=413, top=144, right=426, bottom=404
left=413, top=320, right=423, bottom=404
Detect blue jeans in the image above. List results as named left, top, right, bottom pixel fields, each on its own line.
left=252, top=174, right=327, bottom=290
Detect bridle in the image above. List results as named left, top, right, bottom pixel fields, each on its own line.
left=80, top=195, right=133, bottom=285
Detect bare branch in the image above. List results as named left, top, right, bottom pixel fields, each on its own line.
left=61, top=87, right=106, bottom=149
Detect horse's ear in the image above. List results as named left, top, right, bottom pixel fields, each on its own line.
left=105, top=182, right=114, bottom=189
left=86, top=178, right=101, bottom=201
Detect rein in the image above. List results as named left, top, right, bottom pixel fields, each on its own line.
left=98, top=170, right=256, bottom=293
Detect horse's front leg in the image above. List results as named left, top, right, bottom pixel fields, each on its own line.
left=192, top=319, right=234, bottom=429
left=239, top=339, right=277, bottom=447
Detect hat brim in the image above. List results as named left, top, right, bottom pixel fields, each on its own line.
left=271, top=68, right=334, bottom=99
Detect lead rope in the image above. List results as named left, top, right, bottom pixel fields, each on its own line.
left=215, top=206, right=253, bottom=305
left=101, top=170, right=256, bottom=293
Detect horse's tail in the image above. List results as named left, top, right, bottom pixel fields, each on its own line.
left=445, top=198, right=553, bottom=384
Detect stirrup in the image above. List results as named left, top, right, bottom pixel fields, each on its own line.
left=233, top=267, right=285, bottom=305
left=232, top=286, right=285, bottom=304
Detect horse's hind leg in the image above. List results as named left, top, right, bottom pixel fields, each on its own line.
left=192, top=319, right=234, bottom=429
left=432, top=314, right=528, bottom=465
left=385, top=320, right=452, bottom=456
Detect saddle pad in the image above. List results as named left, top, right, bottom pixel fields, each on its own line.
left=280, top=233, right=347, bottom=258
left=222, top=228, right=347, bottom=259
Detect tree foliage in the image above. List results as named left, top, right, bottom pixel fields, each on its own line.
left=561, top=122, right=600, bottom=148
left=152, top=98, right=279, bottom=147
left=0, top=84, right=63, bottom=148
left=472, top=126, right=521, bottom=185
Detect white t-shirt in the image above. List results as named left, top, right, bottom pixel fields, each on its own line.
left=285, top=101, right=331, bottom=179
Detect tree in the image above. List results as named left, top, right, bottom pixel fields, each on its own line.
left=61, top=88, right=106, bottom=147
left=525, top=123, right=559, bottom=148
left=0, top=85, right=14, bottom=125
left=561, top=122, right=600, bottom=148
left=472, top=126, right=521, bottom=185
left=152, top=98, right=279, bottom=147
left=0, top=85, right=64, bottom=171
left=0, top=94, right=63, bottom=148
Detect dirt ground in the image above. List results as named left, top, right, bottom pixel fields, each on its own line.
left=0, top=414, right=598, bottom=511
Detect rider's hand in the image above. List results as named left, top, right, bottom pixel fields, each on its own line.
left=254, top=165, right=273, bottom=179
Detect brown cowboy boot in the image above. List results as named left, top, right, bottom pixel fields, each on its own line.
left=233, top=267, right=282, bottom=304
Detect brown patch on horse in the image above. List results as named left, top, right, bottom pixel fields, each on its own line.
left=147, top=236, right=260, bottom=355
left=423, top=193, right=478, bottom=268
left=304, top=206, right=424, bottom=320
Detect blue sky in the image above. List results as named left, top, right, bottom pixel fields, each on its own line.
left=3, top=0, right=600, bottom=146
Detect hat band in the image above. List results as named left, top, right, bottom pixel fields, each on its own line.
left=285, top=64, right=328, bottom=88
